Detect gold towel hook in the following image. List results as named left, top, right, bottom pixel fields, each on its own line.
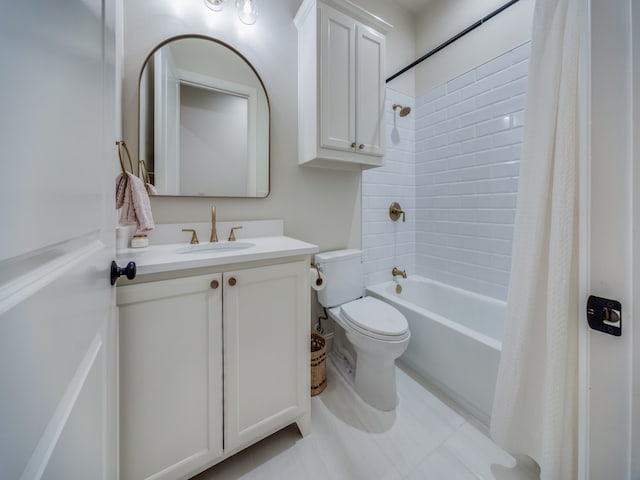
left=139, top=159, right=151, bottom=184
left=116, top=142, right=127, bottom=177
left=115, top=140, right=134, bottom=176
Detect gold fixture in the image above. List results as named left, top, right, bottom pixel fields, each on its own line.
left=228, top=277, right=237, bottom=286
left=139, top=159, right=157, bottom=195
left=392, top=104, right=411, bottom=117
left=351, top=142, right=356, bottom=149
left=389, top=202, right=406, bottom=222
left=210, top=206, right=218, bottom=243
left=392, top=267, right=407, bottom=279
left=181, top=229, right=199, bottom=244
left=228, top=226, right=243, bottom=241
left=311, top=262, right=321, bottom=278
left=115, top=140, right=134, bottom=177
left=359, top=144, right=364, bottom=150
left=210, top=280, right=219, bottom=289
left=395, top=284, right=403, bottom=294
left=139, top=159, right=153, bottom=185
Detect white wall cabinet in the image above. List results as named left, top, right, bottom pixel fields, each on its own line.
left=295, top=0, right=391, bottom=170
left=118, top=259, right=310, bottom=480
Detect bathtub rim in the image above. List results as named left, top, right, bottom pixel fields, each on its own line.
left=366, top=275, right=504, bottom=352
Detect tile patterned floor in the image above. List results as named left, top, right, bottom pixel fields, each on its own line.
left=194, top=362, right=540, bottom=479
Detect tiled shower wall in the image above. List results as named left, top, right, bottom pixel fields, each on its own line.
left=362, top=89, right=415, bottom=286
left=362, top=42, right=529, bottom=300
left=415, top=42, right=529, bottom=300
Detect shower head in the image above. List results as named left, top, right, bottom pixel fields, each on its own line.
left=392, top=104, right=411, bottom=117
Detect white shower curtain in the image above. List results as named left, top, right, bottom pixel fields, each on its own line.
left=490, top=0, right=580, bottom=478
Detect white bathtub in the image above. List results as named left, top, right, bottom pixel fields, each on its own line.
left=366, top=276, right=505, bottom=425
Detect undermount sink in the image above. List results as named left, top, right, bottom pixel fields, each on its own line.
left=174, top=241, right=255, bottom=254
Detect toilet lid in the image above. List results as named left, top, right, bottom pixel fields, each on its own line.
left=340, top=297, right=408, bottom=337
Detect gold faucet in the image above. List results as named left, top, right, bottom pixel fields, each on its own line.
left=181, top=229, right=199, bottom=244
left=210, top=206, right=218, bottom=243
left=392, top=267, right=407, bottom=279
left=228, top=226, right=243, bottom=242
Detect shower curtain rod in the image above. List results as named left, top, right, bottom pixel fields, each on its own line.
left=386, top=0, right=522, bottom=83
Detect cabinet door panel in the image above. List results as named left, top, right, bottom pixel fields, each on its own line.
left=356, top=25, right=385, bottom=156
left=118, top=274, right=223, bottom=480
left=320, top=5, right=356, bottom=152
left=223, top=261, right=309, bottom=452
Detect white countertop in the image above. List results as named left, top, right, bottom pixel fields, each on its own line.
left=116, top=235, right=319, bottom=275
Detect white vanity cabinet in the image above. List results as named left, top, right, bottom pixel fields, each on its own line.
left=118, top=259, right=310, bottom=480
left=118, top=273, right=223, bottom=480
left=295, top=0, right=391, bottom=170
left=222, top=262, right=310, bottom=452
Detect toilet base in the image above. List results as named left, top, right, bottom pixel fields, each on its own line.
left=329, top=345, right=400, bottom=412
left=354, top=351, right=399, bottom=411
left=330, top=350, right=356, bottom=387
left=327, top=306, right=408, bottom=411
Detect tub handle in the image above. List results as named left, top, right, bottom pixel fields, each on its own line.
left=389, top=202, right=406, bottom=222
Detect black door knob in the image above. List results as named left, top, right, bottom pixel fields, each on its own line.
left=110, top=261, right=136, bottom=285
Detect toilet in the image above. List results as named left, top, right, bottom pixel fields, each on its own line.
left=315, top=249, right=410, bottom=411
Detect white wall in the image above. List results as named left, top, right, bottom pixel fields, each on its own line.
left=414, top=0, right=534, bottom=95
left=633, top=2, right=640, bottom=474
left=588, top=0, right=634, bottom=477
left=359, top=0, right=416, bottom=97
left=179, top=86, right=248, bottom=196
left=122, top=0, right=415, bottom=251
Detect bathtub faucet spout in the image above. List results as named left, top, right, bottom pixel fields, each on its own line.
left=392, top=267, right=407, bottom=279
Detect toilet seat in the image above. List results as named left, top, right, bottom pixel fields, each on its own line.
left=340, top=297, right=409, bottom=341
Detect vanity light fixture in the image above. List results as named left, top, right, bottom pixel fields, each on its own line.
left=236, top=0, right=258, bottom=25
left=204, top=0, right=225, bottom=11
left=204, top=0, right=258, bottom=25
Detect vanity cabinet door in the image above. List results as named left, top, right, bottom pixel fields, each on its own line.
left=223, top=261, right=310, bottom=453
left=118, top=274, right=223, bottom=480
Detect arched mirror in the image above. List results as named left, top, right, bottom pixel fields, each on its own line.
left=139, top=35, right=269, bottom=198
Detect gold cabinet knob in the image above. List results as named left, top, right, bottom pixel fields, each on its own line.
left=228, top=277, right=237, bottom=286
left=210, top=280, right=219, bottom=289
left=351, top=142, right=356, bottom=149
left=359, top=144, right=364, bottom=150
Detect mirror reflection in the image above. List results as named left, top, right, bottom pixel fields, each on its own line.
left=139, top=36, right=270, bottom=198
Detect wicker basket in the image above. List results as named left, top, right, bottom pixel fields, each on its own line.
left=310, top=333, right=327, bottom=396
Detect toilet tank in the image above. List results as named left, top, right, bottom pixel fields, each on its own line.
left=315, top=249, right=364, bottom=308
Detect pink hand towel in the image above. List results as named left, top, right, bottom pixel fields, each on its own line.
left=145, top=182, right=158, bottom=196
left=116, top=172, right=155, bottom=232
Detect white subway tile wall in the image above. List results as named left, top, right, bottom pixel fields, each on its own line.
left=362, top=42, right=529, bottom=300
left=362, top=89, right=415, bottom=286
left=415, top=42, right=529, bottom=300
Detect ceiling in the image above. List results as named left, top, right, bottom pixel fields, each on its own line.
left=393, top=0, right=437, bottom=14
